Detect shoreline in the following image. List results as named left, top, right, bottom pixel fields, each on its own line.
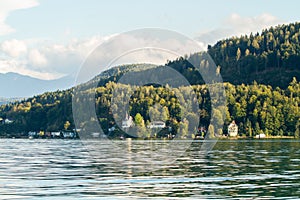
left=0, top=135, right=298, bottom=140
left=218, top=135, right=297, bottom=140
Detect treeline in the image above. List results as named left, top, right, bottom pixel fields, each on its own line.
left=79, top=23, right=300, bottom=90
left=1, top=22, right=300, bottom=138
left=0, top=89, right=73, bottom=136
left=0, top=78, right=299, bottom=138
left=208, top=22, right=300, bottom=88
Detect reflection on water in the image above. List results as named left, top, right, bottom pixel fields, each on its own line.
left=0, top=139, right=300, bottom=199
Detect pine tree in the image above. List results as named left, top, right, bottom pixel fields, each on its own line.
left=295, top=120, right=300, bottom=138
left=236, top=48, right=241, bottom=61
left=245, top=49, right=250, bottom=56
left=207, top=124, right=215, bottom=138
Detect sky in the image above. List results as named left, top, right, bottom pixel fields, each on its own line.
left=0, top=0, right=299, bottom=80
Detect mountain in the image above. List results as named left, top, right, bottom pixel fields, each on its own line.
left=0, top=76, right=299, bottom=138
left=0, top=72, right=75, bottom=98
left=0, top=22, right=300, bottom=138
left=3, top=22, right=300, bottom=99
left=207, top=22, right=300, bottom=88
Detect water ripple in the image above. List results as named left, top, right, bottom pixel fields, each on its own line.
left=0, top=139, right=300, bottom=199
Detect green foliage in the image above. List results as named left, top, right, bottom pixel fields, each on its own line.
left=208, top=22, right=300, bottom=88
left=0, top=77, right=300, bottom=138
left=295, top=119, right=300, bottom=138
left=64, top=121, right=71, bottom=130
left=134, top=113, right=144, bottom=126
left=207, top=124, right=215, bottom=138
left=1, top=22, right=300, bottom=138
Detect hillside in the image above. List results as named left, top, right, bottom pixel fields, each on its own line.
left=207, top=22, right=300, bottom=88
left=1, top=22, right=300, bottom=138
left=77, top=22, right=300, bottom=90
left=0, top=77, right=299, bottom=138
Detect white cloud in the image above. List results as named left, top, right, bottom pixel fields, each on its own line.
left=0, top=59, right=61, bottom=80
left=0, top=36, right=107, bottom=80
left=1, top=39, right=27, bottom=57
left=28, top=49, right=47, bottom=67
left=0, top=31, right=204, bottom=81
left=196, top=13, right=284, bottom=46
left=226, top=13, right=281, bottom=35
left=0, top=0, right=39, bottom=36
left=40, top=36, right=108, bottom=75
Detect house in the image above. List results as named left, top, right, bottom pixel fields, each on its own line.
left=45, top=132, right=51, bottom=137
left=108, top=126, right=115, bottom=132
left=51, top=132, right=61, bottom=138
left=228, top=120, right=238, bottom=137
left=28, top=131, right=37, bottom=137
left=147, top=121, right=166, bottom=129
left=255, top=133, right=266, bottom=139
left=4, top=119, right=13, bottom=124
left=61, top=130, right=76, bottom=138
left=122, top=114, right=133, bottom=129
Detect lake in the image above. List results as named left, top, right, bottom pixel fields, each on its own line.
left=0, top=139, right=300, bottom=199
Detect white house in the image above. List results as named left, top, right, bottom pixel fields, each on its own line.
left=4, top=119, right=13, bottom=124
left=108, top=126, right=115, bottom=132
left=255, top=133, right=266, bottom=139
left=228, top=120, right=238, bottom=137
left=122, top=115, right=133, bottom=129
left=147, top=121, right=166, bottom=129
left=61, top=131, right=76, bottom=138
left=51, top=132, right=61, bottom=137
left=28, top=131, right=37, bottom=137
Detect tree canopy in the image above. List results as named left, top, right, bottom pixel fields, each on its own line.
left=1, top=22, right=300, bottom=138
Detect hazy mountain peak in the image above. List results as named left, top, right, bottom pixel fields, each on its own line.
left=0, top=72, right=74, bottom=98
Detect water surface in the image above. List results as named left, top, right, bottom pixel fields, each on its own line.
left=0, top=139, right=300, bottom=199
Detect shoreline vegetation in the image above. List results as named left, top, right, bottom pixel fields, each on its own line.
left=0, top=134, right=298, bottom=140
left=1, top=22, right=300, bottom=139
left=1, top=79, right=299, bottom=140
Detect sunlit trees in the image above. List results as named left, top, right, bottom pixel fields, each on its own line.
left=208, top=22, right=300, bottom=88
left=2, top=22, right=300, bottom=138
left=64, top=121, right=71, bottom=130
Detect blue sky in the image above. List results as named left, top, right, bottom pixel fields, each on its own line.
left=0, top=0, right=299, bottom=80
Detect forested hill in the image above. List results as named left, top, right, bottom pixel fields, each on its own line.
left=1, top=79, right=300, bottom=138
left=79, top=22, right=300, bottom=90
left=207, top=22, right=300, bottom=88
left=1, top=22, right=300, bottom=138
left=54, top=22, right=300, bottom=91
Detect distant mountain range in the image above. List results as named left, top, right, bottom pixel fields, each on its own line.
left=0, top=72, right=75, bottom=98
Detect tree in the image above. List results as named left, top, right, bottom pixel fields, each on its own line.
left=3, top=22, right=300, bottom=138
left=161, top=106, right=170, bottom=122
left=134, top=113, right=144, bottom=126
left=134, top=113, right=147, bottom=138
left=186, top=112, right=199, bottom=132
left=178, top=119, right=189, bottom=138
left=246, top=119, right=253, bottom=137
left=236, top=48, right=241, bottom=61
left=252, top=39, right=260, bottom=50
left=245, top=49, right=250, bottom=56
left=255, top=122, right=260, bottom=135
left=207, top=124, right=215, bottom=138
left=295, top=119, right=300, bottom=138
left=149, top=106, right=160, bottom=121
left=64, top=121, right=71, bottom=130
